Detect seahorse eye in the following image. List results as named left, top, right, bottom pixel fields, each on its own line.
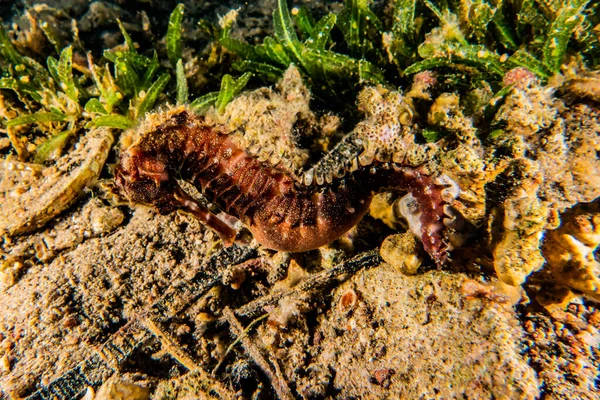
left=115, top=149, right=171, bottom=205
left=114, top=166, right=157, bottom=203
left=127, top=180, right=163, bottom=203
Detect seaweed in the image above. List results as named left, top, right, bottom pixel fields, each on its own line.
left=0, top=42, right=84, bottom=161
left=219, top=0, right=385, bottom=102
left=398, top=0, right=591, bottom=83
left=1, top=0, right=597, bottom=163
left=175, top=59, right=188, bottom=105
left=386, top=0, right=419, bottom=64
left=0, top=8, right=176, bottom=161
left=167, top=3, right=185, bottom=68
left=337, top=0, right=382, bottom=58
left=542, top=0, right=591, bottom=73
left=189, top=72, right=251, bottom=114
left=212, top=0, right=596, bottom=105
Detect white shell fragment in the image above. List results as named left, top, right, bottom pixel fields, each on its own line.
left=394, top=193, right=423, bottom=239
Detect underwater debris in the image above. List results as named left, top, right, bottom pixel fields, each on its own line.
left=535, top=103, right=600, bottom=212
left=311, top=262, right=541, bottom=398
left=543, top=202, right=600, bottom=300
left=0, top=128, right=113, bottom=236
left=490, top=160, right=550, bottom=286
left=493, top=68, right=559, bottom=138
left=521, top=296, right=600, bottom=399
left=92, top=374, right=151, bottom=400
left=379, top=232, right=424, bottom=275
left=559, top=68, right=600, bottom=103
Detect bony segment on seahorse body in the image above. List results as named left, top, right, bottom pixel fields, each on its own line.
left=115, top=107, right=460, bottom=265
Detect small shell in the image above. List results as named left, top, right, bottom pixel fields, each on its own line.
left=0, top=128, right=114, bottom=236
left=394, top=193, right=422, bottom=239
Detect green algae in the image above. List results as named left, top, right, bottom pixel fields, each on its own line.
left=2, top=0, right=598, bottom=162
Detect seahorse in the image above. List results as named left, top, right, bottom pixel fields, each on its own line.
left=115, top=107, right=459, bottom=265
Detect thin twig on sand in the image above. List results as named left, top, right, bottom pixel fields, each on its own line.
left=222, top=307, right=295, bottom=400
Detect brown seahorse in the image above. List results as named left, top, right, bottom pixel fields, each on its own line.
left=115, top=108, right=459, bottom=265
